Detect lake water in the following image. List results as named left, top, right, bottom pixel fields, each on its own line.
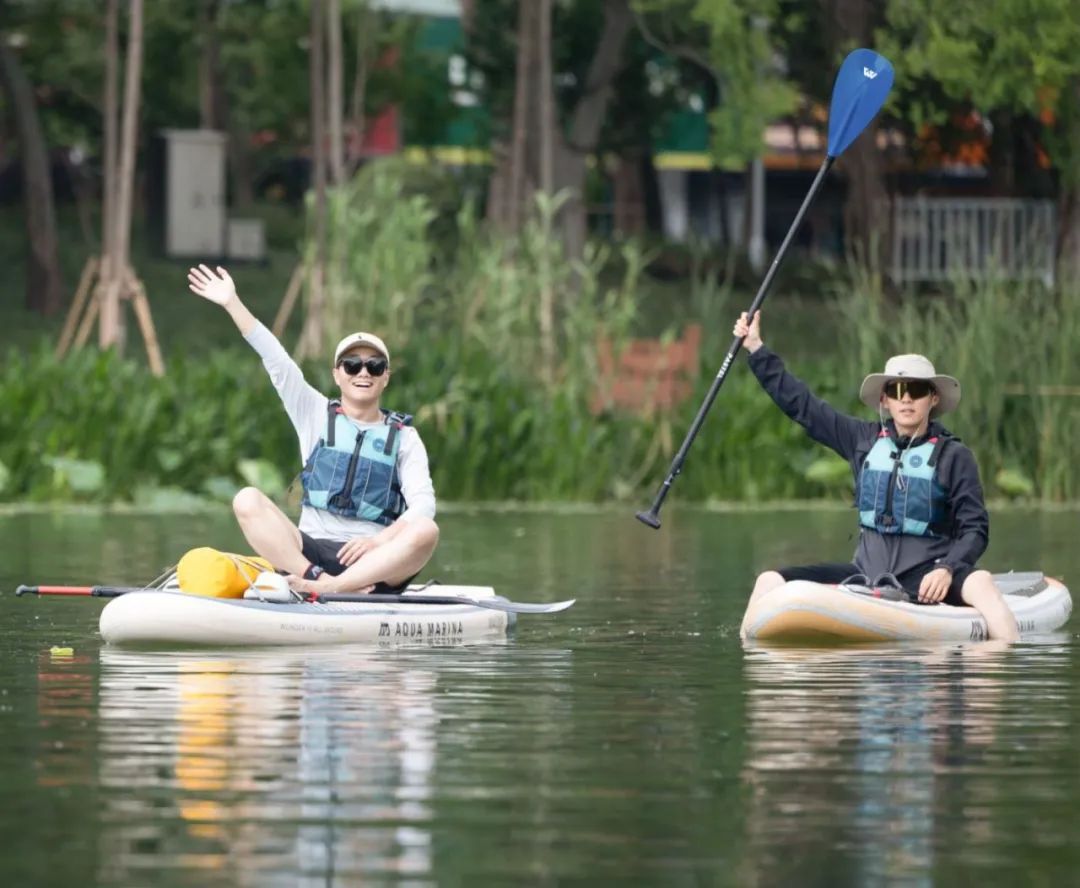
left=1, top=506, right=1077, bottom=884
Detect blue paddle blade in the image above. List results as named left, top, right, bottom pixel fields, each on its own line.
left=827, top=48, right=894, bottom=158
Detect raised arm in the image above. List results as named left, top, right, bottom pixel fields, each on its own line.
left=187, top=264, right=326, bottom=456
left=187, top=264, right=257, bottom=335
left=735, top=311, right=873, bottom=460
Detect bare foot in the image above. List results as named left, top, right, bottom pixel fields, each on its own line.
left=285, top=576, right=376, bottom=596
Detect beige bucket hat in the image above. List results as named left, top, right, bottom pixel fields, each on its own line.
left=859, top=354, right=961, bottom=414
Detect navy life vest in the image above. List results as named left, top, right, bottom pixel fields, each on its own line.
left=857, top=429, right=950, bottom=537
left=300, top=401, right=412, bottom=526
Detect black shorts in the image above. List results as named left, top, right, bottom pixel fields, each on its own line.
left=777, top=561, right=972, bottom=606
left=300, top=532, right=416, bottom=595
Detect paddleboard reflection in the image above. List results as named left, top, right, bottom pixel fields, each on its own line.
left=91, top=643, right=525, bottom=884
left=738, top=638, right=1070, bottom=883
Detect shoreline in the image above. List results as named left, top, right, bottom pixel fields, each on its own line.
left=1, top=498, right=1077, bottom=516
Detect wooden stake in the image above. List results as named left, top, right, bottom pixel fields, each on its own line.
left=56, top=256, right=99, bottom=357
left=272, top=261, right=305, bottom=338
left=127, top=273, right=164, bottom=377
left=73, top=279, right=104, bottom=350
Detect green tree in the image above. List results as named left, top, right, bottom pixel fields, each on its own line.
left=881, top=0, right=1080, bottom=270
left=0, top=12, right=64, bottom=315
left=635, top=0, right=797, bottom=169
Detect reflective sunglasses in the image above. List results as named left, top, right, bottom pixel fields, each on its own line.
left=884, top=379, right=934, bottom=400
left=338, top=356, right=388, bottom=377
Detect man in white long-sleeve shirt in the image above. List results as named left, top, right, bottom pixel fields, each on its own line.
left=187, top=264, right=439, bottom=595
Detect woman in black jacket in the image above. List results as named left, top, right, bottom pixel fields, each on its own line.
left=735, top=310, right=1018, bottom=641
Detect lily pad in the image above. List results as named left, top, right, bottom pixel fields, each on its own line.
left=995, top=467, right=1035, bottom=498
left=237, top=458, right=287, bottom=499
left=43, top=456, right=105, bottom=496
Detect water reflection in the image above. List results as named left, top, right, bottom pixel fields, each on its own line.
left=739, top=639, right=1071, bottom=884
left=92, top=646, right=502, bottom=885
left=35, top=647, right=98, bottom=789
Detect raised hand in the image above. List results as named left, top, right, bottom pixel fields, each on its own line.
left=187, top=264, right=237, bottom=307
left=733, top=310, right=763, bottom=353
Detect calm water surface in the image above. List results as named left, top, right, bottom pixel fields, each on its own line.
left=1, top=506, right=1078, bottom=885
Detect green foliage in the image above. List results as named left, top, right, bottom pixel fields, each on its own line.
left=7, top=167, right=1080, bottom=509
left=9, top=271, right=1080, bottom=505
left=322, top=160, right=440, bottom=350
left=0, top=343, right=295, bottom=504
left=835, top=271, right=1080, bottom=502
left=2, top=0, right=453, bottom=198
left=42, top=456, right=105, bottom=499
left=237, top=458, right=287, bottom=500
left=635, top=0, right=798, bottom=167
left=881, top=0, right=1080, bottom=180
left=995, top=468, right=1035, bottom=499
left=803, top=455, right=852, bottom=492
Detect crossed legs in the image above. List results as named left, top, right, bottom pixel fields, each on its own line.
left=231, top=487, right=439, bottom=593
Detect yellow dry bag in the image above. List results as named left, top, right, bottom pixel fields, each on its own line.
left=176, top=547, right=274, bottom=598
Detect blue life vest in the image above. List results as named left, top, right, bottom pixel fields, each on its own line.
left=300, top=401, right=412, bottom=526
left=857, top=430, right=950, bottom=537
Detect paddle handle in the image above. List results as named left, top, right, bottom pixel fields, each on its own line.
left=636, top=156, right=835, bottom=528
left=13, top=585, right=571, bottom=615
left=15, top=585, right=136, bottom=598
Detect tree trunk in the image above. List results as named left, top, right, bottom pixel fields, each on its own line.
left=102, top=0, right=119, bottom=267
left=101, top=0, right=144, bottom=350
left=612, top=151, right=645, bottom=236
left=839, top=129, right=888, bottom=264
left=0, top=40, right=64, bottom=315
left=198, top=0, right=221, bottom=128
left=326, top=0, right=345, bottom=185
left=503, top=0, right=535, bottom=231
left=538, top=0, right=553, bottom=199
left=554, top=0, right=633, bottom=258
left=485, top=143, right=510, bottom=225
left=988, top=109, right=1016, bottom=196
left=346, top=3, right=372, bottom=175
left=493, top=0, right=631, bottom=250
left=299, top=0, right=328, bottom=361
left=199, top=0, right=256, bottom=210
left=821, top=0, right=887, bottom=265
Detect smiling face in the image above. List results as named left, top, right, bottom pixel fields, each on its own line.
left=332, top=345, right=390, bottom=413
left=880, top=379, right=939, bottom=437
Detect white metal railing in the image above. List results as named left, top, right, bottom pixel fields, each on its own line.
left=889, top=197, right=1056, bottom=286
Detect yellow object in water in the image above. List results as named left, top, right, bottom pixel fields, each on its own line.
left=50, top=646, right=74, bottom=656
left=176, top=547, right=273, bottom=599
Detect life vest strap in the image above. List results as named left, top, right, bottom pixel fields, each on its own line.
left=927, top=435, right=949, bottom=467
left=326, top=400, right=342, bottom=448
left=380, top=410, right=411, bottom=456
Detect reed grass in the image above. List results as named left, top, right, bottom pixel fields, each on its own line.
left=834, top=269, right=1080, bottom=501
left=6, top=156, right=1080, bottom=505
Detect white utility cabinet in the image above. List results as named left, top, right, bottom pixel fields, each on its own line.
left=227, top=218, right=267, bottom=262
left=163, top=129, right=227, bottom=257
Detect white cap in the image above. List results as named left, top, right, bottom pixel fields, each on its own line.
left=333, top=332, right=390, bottom=366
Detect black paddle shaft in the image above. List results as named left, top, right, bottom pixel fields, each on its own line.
left=636, top=156, right=835, bottom=529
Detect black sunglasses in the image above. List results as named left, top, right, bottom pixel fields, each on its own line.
left=338, top=356, right=388, bottom=377
left=884, top=379, right=935, bottom=400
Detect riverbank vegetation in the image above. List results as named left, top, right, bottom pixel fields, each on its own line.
left=4, top=167, right=1078, bottom=507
